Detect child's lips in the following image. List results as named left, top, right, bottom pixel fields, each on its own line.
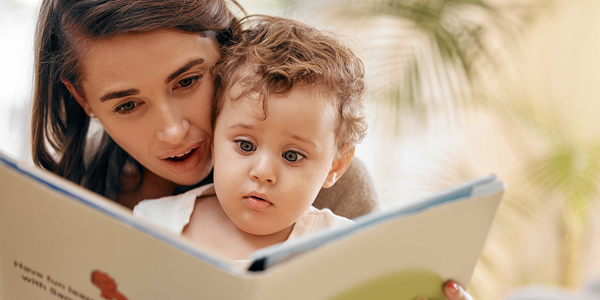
left=244, top=192, right=272, bottom=211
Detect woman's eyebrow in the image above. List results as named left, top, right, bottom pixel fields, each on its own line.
left=98, top=58, right=207, bottom=102
left=100, top=89, right=139, bottom=102
left=165, top=58, right=205, bottom=84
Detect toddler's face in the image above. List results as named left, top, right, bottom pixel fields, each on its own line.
left=212, top=84, right=339, bottom=235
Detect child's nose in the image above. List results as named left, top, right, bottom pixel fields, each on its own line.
left=250, top=154, right=276, bottom=184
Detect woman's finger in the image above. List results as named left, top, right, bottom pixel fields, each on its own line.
left=444, top=280, right=474, bottom=300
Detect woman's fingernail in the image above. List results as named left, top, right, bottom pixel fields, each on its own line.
left=445, top=280, right=459, bottom=294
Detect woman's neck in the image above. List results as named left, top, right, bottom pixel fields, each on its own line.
left=118, top=168, right=178, bottom=209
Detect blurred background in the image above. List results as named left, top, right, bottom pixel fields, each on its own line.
left=3, top=0, right=600, bottom=299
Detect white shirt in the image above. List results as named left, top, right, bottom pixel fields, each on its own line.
left=133, top=184, right=354, bottom=268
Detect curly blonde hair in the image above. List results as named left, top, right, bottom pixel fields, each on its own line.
left=213, top=15, right=367, bottom=151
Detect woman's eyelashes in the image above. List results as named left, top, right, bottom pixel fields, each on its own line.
left=112, top=75, right=203, bottom=115
left=114, top=100, right=142, bottom=115
left=175, top=75, right=202, bottom=91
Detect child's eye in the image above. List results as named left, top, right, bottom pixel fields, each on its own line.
left=236, top=140, right=256, bottom=152
left=282, top=150, right=305, bottom=162
left=114, top=101, right=138, bottom=114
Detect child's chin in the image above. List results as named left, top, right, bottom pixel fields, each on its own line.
left=239, top=224, right=284, bottom=236
left=241, top=227, right=271, bottom=236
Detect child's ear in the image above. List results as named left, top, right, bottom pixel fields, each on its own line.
left=323, top=146, right=355, bottom=188
left=61, top=78, right=93, bottom=116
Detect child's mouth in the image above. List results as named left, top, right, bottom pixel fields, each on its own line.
left=245, top=195, right=272, bottom=211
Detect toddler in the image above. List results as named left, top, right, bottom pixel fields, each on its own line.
left=133, top=15, right=367, bottom=266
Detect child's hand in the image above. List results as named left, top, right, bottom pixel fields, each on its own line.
left=414, top=280, right=474, bottom=300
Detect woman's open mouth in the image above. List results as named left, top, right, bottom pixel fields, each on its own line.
left=167, top=148, right=195, bottom=162
left=160, top=144, right=204, bottom=174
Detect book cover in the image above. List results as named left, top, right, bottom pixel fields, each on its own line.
left=0, top=151, right=504, bottom=300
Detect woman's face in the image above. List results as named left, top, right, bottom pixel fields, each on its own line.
left=70, top=29, right=219, bottom=186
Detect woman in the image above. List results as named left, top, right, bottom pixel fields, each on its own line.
left=31, top=0, right=235, bottom=206
left=31, top=0, right=378, bottom=216
left=30, top=0, right=471, bottom=298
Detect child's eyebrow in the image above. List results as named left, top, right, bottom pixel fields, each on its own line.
left=227, top=123, right=255, bottom=130
left=287, top=133, right=316, bottom=147
left=227, top=123, right=316, bottom=146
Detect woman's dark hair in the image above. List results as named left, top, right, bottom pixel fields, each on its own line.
left=32, top=0, right=241, bottom=203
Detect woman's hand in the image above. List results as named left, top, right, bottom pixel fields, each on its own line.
left=443, top=280, right=474, bottom=300
left=415, top=280, right=474, bottom=300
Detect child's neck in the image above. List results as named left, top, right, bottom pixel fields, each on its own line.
left=182, top=196, right=294, bottom=261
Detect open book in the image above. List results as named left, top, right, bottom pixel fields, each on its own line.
left=0, top=151, right=504, bottom=300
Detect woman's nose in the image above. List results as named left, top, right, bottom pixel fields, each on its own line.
left=250, top=154, right=277, bottom=184
left=155, top=105, right=190, bottom=144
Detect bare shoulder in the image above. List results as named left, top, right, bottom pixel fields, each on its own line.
left=188, top=195, right=222, bottom=224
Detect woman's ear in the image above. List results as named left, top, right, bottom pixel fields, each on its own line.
left=60, top=78, right=93, bottom=116
left=210, top=140, right=215, bottom=166
left=323, top=146, right=355, bottom=188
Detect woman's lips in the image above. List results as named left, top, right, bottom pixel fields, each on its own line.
left=160, top=143, right=205, bottom=174
left=245, top=196, right=272, bottom=211
left=167, top=148, right=194, bottom=161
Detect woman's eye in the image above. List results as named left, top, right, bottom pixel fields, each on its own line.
left=283, top=150, right=305, bottom=162
left=178, top=76, right=200, bottom=88
left=236, top=140, right=256, bottom=152
left=115, top=101, right=137, bottom=114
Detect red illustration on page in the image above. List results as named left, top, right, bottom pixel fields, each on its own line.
left=91, top=270, right=128, bottom=300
